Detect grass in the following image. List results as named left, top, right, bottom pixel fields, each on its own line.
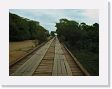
left=9, top=40, right=35, bottom=65
left=66, top=45, right=99, bottom=76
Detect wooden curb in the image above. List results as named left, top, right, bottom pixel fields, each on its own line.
left=62, top=43, right=90, bottom=76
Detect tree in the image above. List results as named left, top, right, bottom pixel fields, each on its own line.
left=50, top=31, right=55, bottom=37
left=9, top=13, right=50, bottom=43
left=56, top=18, right=99, bottom=52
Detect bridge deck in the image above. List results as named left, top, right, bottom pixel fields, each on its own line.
left=10, top=37, right=89, bottom=76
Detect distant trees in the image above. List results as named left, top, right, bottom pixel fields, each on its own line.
left=56, top=19, right=99, bottom=53
left=50, top=31, right=56, bottom=37
left=9, top=13, right=49, bottom=43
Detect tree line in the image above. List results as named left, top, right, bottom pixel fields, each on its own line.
left=9, top=13, right=49, bottom=43
left=56, top=19, right=99, bottom=53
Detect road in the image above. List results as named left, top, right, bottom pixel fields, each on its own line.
left=10, top=36, right=90, bottom=76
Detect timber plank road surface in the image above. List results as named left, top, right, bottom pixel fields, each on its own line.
left=10, top=36, right=90, bottom=76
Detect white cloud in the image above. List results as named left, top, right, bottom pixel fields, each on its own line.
left=84, top=10, right=98, bottom=18
left=82, top=9, right=99, bottom=22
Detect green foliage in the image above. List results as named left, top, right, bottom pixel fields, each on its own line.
left=37, top=28, right=48, bottom=44
left=9, top=13, right=49, bottom=42
left=50, top=31, right=56, bottom=37
left=56, top=18, right=99, bottom=75
left=56, top=19, right=99, bottom=53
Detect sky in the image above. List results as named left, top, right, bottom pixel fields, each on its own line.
left=9, top=9, right=99, bottom=32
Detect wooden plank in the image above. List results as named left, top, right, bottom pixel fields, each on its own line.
left=52, top=57, right=58, bottom=76
left=57, top=59, right=62, bottom=76
left=11, top=38, right=54, bottom=76
left=57, top=38, right=72, bottom=76
left=62, top=55, right=72, bottom=76
left=52, top=37, right=72, bottom=76
left=60, top=59, right=67, bottom=76
left=52, top=38, right=59, bottom=76
left=63, top=44, right=90, bottom=76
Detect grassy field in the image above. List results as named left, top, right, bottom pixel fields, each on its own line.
left=9, top=40, right=35, bottom=65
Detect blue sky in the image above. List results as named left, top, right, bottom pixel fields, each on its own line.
left=9, top=9, right=98, bottom=32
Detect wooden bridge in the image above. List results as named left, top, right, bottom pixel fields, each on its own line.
left=9, top=37, right=90, bottom=76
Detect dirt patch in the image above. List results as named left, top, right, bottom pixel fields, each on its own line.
left=9, top=40, right=35, bottom=65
